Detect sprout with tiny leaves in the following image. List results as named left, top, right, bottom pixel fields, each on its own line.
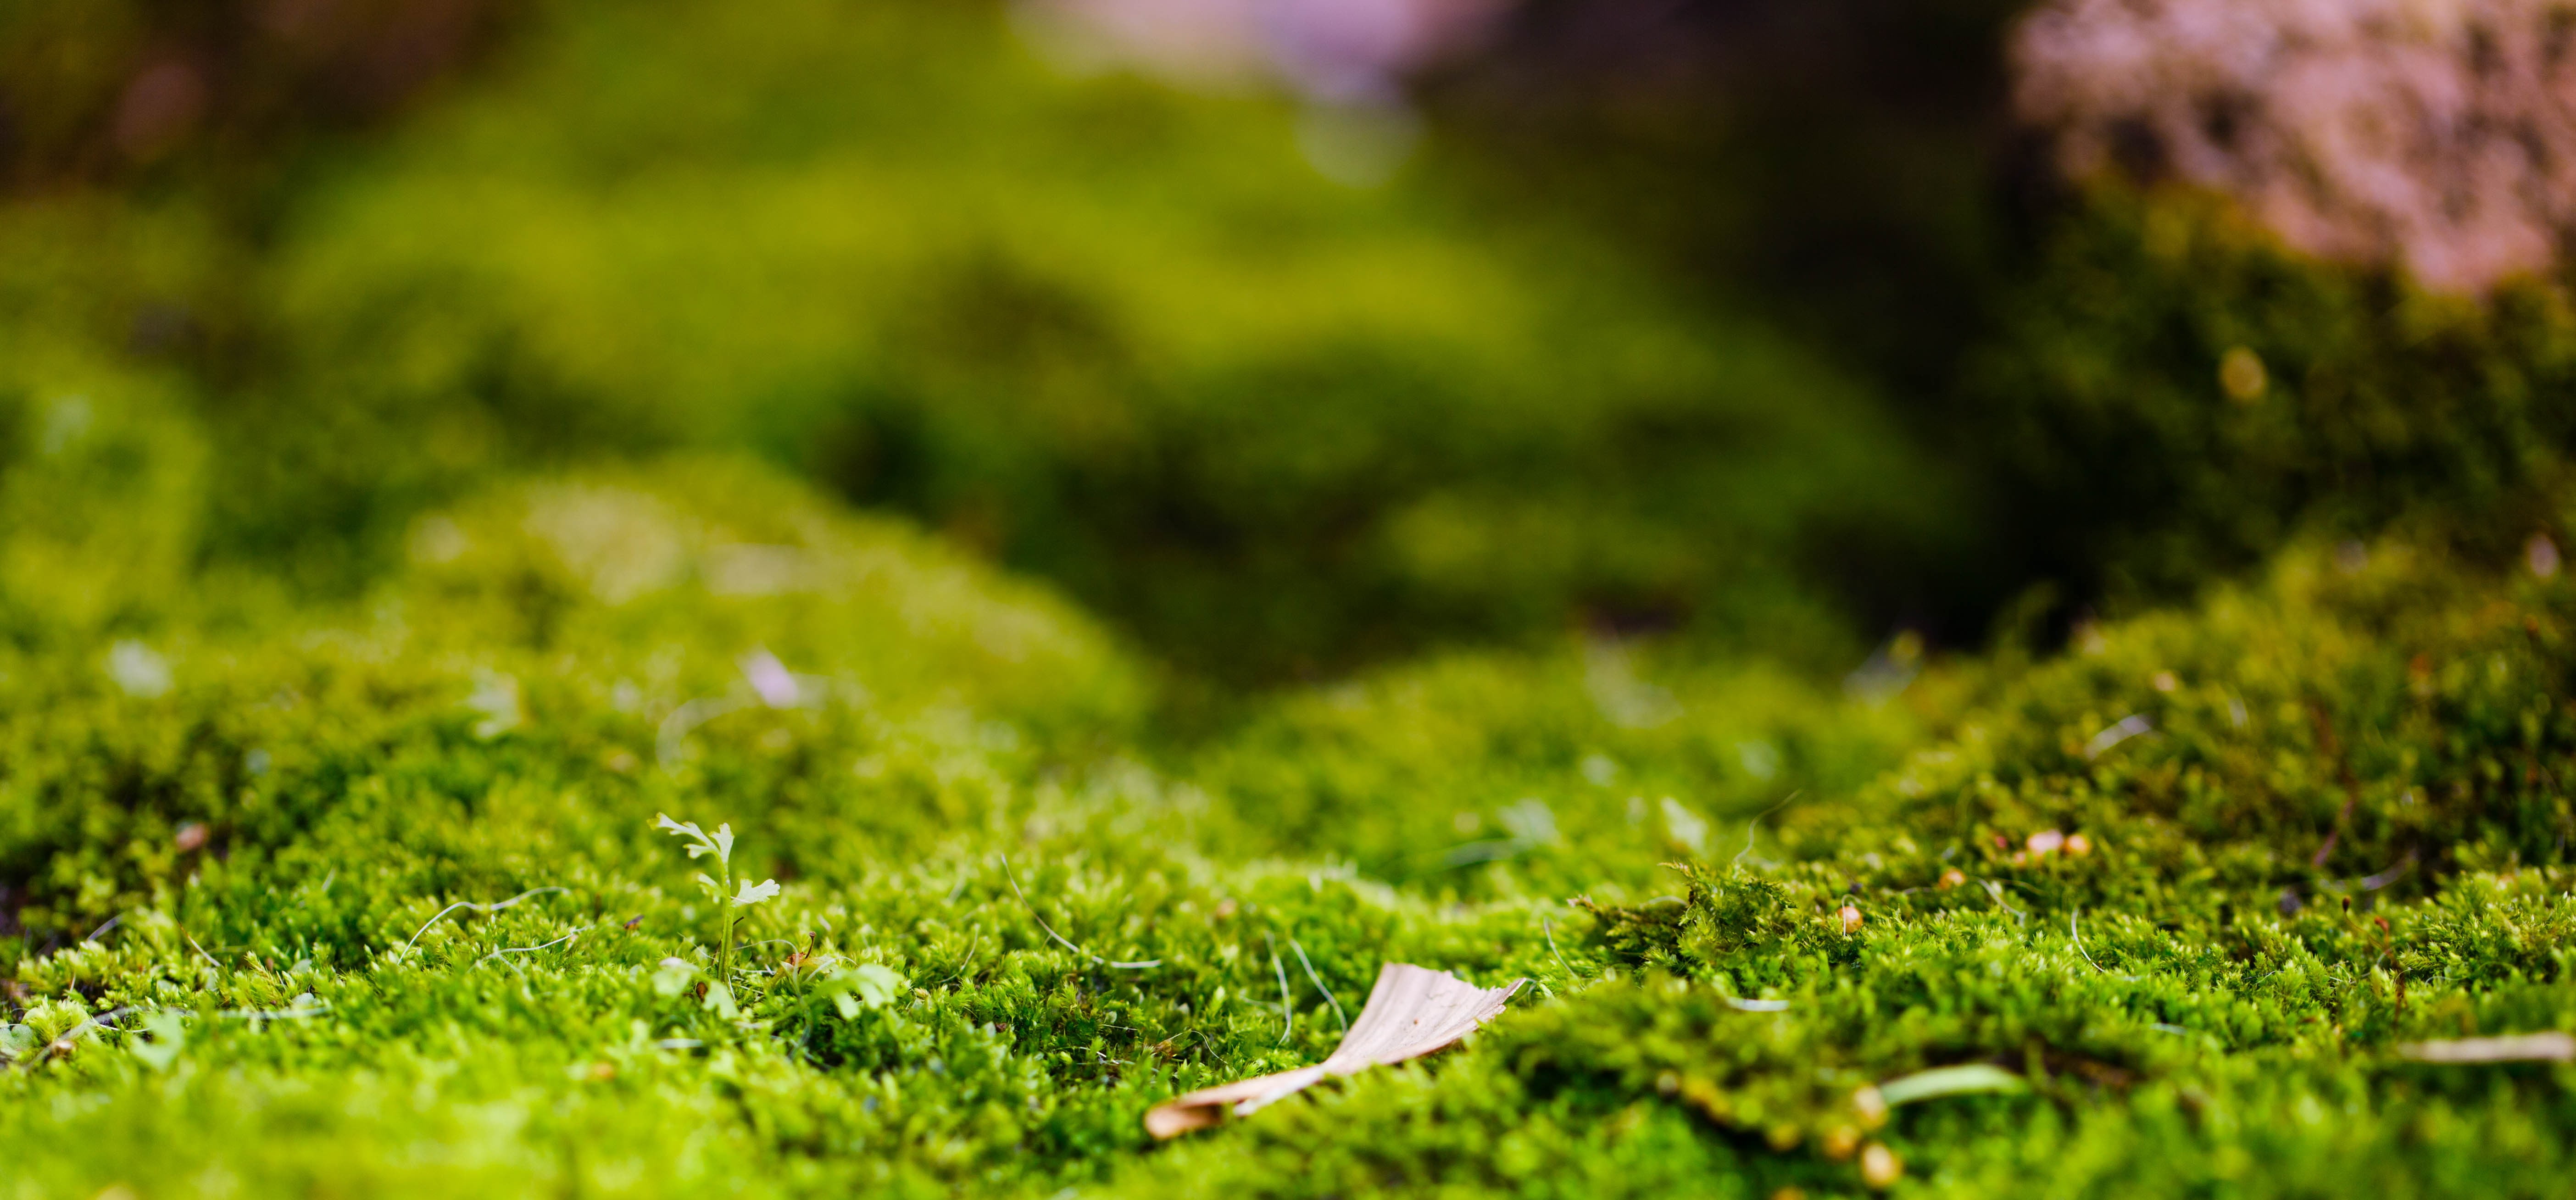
left=654, top=812, right=779, bottom=989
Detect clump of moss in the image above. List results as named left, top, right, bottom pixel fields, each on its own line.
left=1965, top=187, right=2576, bottom=610
left=0, top=0, right=1955, bottom=681
left=0, top=459, right=1581, bottom=1197
left=1111, top=510, right=2576, bottom=1198
left=0, top=457, right=1145, bottom=937
left=0, top=356, right=211, bottom=645
left=1802, top=520, right=2576, bottom=902
left=11, top=474, right=2576, bottom=1198
left=1179, top=643, right=1922, bottom=900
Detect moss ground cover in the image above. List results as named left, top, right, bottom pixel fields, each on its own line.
left=17, top=1, right=2576, bottom=1196
left=1961, top=188, right=2576, bottom=618
left=0, top=0, right=1952, bottom=683
left=6, top=450, right=2576, bottom=1197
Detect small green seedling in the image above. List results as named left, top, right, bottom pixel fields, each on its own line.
left=654, top=813, right=780, bottom=991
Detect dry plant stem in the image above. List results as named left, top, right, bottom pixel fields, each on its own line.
left=2070, top=909, right=2135, bottom=980
left=399, top=887, right=568, bottom=957
left=1144, top=963, right=1525, bottom=1139
left=2398, top=1033, right=2576, bottom=1063
left=1735, top=791, right=1799, bottom=867
left=1288, top=936, right=1346, bottom=1031
left=717, top=857, right=737, bottom=981
left=141, top=1003, right=335, bottom=1022
left=1265, top=933, right=1293, bottom=1044
left=1542, top=913, right=1576, bottom=983
left=997, top=853, right=1160, bottom=969
left=480, top=928, right=589, bottom=969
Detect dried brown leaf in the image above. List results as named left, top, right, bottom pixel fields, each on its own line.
left=1144, top=962, right=1525, bottom=1138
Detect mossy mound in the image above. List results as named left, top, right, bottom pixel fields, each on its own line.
left=1806, top=522, right=2576, bottom=897
left=1125, top=507, right=2576, bottom=1199
left=1965, top=187, right=2576, bottom=612
left=7, top=467, right=2576, bottom=1196
left=16, top=5, right=2576, bottom=1194
left=0, top=0, right=1956, bottom=682
left=0, top=458, right=1144, bottom=935
left=0, top=462, right=1579, bottom=1196
left=1181, top=644, right=1920, bottom=900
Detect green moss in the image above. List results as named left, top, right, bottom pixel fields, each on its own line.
left=1182, top=644, right=1920, bottom=900
left=8, top=466, right=2576, bottom=1196
left=0, top=0, right=1957, bottom=680
left=1118, top=520, right=2576, bottom=1199
left=0, top=457, right=1135, bottom=929
left=1966, top=187, right=2576, bottom=609
left=0, top=364, right=209, bottom=644
left=1806, top=526, right=2576, bottom=894
left=15, top=6, right=2576, bottom=1196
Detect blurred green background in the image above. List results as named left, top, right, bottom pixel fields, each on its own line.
left=7, top=0, right=2570, bottom=689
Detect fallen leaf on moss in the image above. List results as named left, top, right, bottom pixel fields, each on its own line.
left=1144, top=963, right=1525, bottom=1138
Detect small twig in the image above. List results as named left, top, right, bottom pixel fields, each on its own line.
left=398, top=887, right=568, bottom=956
left=182, top=931, right=223, bottom=971
left=1265, top=933, right=1294, bottom=1045
left=1734, top=791, right=1801, bottom=868
left=83, top=915, right=120, bottom=943
left=1287, top=936, right=1346, bottom=1031
left=997, top=855, right=1159, bottom=969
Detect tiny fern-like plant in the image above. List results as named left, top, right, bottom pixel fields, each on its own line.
left=654, top=813, right=780, bottom=991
